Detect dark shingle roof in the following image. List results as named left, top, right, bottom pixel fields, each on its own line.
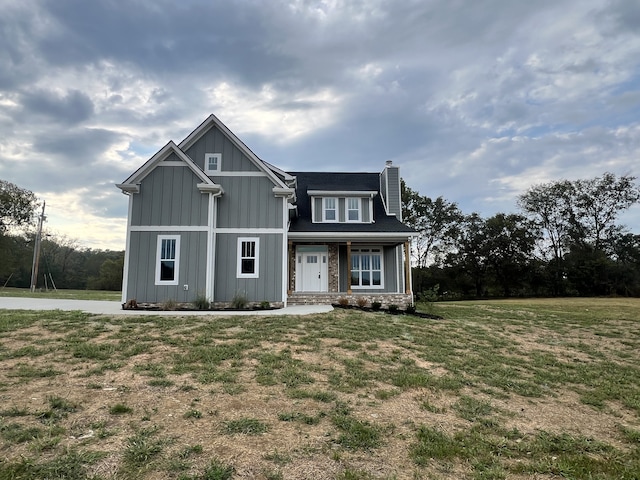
left=287, top=171, right=415, bottom=235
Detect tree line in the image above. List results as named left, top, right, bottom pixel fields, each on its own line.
left=0, top=179, right=123, bottom=291
left=403, top=172, right=640, bottom=299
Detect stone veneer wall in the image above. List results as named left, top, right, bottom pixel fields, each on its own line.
left=338, top=293, right=413, bottom=309
left=328, top=243, right=339, bottom=292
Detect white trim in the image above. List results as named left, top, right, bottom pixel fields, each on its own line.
left=237, top=237, right=259, bottom=278
left=211, top=171, right=269, bottom=177
left=130, top=225, right=209, bottom=232
left=155, top=235, right=181, bottom=285
left=396, top=245, right=402, bottom=293
left=206, top=193, right=216, bottom=302
left=289, top=231, right=417, bottom=240
left=217, top=228, right=284, bottom=234
left=282, top=196, right=289, bottom=306
left=158, top=161, right=185, bottom=167
left=308, top=190, right=377, bottom=197
left=121, top=194, right=134, bottom=303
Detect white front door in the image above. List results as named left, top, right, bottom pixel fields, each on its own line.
left=297, top=249, right=328, bottom=292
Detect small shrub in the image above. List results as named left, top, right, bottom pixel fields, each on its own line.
left=356, top=297, right=368, bottom=308
left=259, top=300, right=271, bottom=309
left=388, top=304, right=399, bottom=313
left=230, top=292, right=248, bottom=309
left=371, top=301, right=382, bottom=311
left=338, top=297, right=349, bottom=307
left=193, top=294, right=210, bottom=310
left=405, top=305, right=416, bottom=314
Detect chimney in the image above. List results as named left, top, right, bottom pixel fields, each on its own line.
left=380, top=161, right=402, bottom=221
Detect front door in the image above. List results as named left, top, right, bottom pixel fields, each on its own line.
left=297, top=249, right=328, bottom=292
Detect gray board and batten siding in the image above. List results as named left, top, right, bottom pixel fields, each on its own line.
left=380, top=163, right=402, bottom=220
left=130, top=165, right=209, bottom=227
left=184, top=125, right=261, bottom=173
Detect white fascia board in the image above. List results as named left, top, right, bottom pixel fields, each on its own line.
left=288, top=231, right=417, bottom=242
left=116, top=183, right=139, bottom=194
left=307, top=190, right=378, bottom=197
left=272, top=187, right=296, bottom=197
left=177, top=114, right=288, bottom=189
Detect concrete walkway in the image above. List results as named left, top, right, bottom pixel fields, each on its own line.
left=0, top=297, right=333, bottom=316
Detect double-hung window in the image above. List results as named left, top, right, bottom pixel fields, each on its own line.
left=323, top=197, right=337, bottom=222
left=237, top=237, right=259, bottom=278
left=350, top=248, right=383, bottom=288
left=156, top=235, right=180, bottom=285
left=347, top=197, right=361, bottom=222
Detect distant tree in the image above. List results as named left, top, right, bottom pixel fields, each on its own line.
left=445, top=213, right=489, bottom=297
left=402, top=180, right=463, bottom=268
left=570, top=173, right=640, bottom=251
left=87, top=255, right=124, bottom=291
left=484, top=213, right=539, bottom=297
left=0, top=180, right=38, bottom=233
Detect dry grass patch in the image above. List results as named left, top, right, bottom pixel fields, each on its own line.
left=0, top=299, right=639, bottom=479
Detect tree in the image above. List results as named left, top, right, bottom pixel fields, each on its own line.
left=571, top=173, right=640, bottom=251
left=0, top=180, right=38, bottom=233
left=484, top=213, right=539, bottom=297
left=402, top=180, right=463, bottom=268
left=446, top=213, right=490, bottom=297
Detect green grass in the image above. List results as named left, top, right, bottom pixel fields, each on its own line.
left=0, top=298, right=638, bottom=479
left=0, top=287, right=121, bottom=301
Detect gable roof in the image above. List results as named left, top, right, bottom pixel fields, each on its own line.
left=116, top=141, right=222, bottom=195
left=288, top=171, right=415, bottom=239
left=178, top=114, right=288, bottom=189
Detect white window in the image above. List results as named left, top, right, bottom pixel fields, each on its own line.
left=347, top=197, right=361, bottom=222
left=323, top=197, right=337, bottom=222
left=155, top=235, right=180, bottom=285
left=205, top=153, right=221, bottom=174
left=350, top=248, right=383, bottom=288
left=237, top=237, right=259, bottom=278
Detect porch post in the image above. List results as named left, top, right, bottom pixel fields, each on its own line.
left=346, top=241, right=352, bottom=294
left=404, top=241, right=411, bottom=295
left=288, top=240, right=293, bottom=295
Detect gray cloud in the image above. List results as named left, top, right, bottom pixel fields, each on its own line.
left=0, top=0, right=639, bottom=249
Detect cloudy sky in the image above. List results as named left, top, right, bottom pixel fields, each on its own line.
left=2, top=0, right=640, bottom=250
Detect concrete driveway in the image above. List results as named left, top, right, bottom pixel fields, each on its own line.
left=0, top=296, right=332, bottom=316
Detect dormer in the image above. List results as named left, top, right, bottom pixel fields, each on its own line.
left=308, top=190, right=378, bottom=224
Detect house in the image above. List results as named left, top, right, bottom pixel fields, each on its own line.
left=117, top=114, right=416, bottom=309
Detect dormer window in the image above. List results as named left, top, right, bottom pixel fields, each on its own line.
left=323, top=197, right=337, bottom=222
left=205, top=153, right=221, bottom=174
left=347, top=197, right=361, bottom=222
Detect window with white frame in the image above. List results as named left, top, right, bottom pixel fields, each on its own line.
left=155, top=235, right=180, bottom=285
left=205, top=153, right=221, bottom=174
left=323, top=197, right=337, bottom=222
left=347, top=197, right=361, bottom=222
left=350, top=248, right=383, bottom=288
left=237, top=237, right=259, bottom=278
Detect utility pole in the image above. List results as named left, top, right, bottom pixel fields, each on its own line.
left=30, top=201, right=46, bottom=292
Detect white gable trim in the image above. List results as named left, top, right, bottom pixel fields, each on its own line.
left=116, top=141, right=222, bottom=195
left=177, top=114, right=288, bottom=189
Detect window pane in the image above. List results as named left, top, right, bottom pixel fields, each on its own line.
left=241, top=258, right=255, bottom=274
left=362, top=255, right=370, bottom=270
left=372, top=271, right=381, bottom=285
left=350, top=272, right=360, bottom=286
left=326, top=210, right=336, bottom=220
left=351, top=255, right=360, bottom=269
left=372, top=255, right=380, bottom=270
left=160, top=260, right=175, bottom=281
left=362, top=271, right=370, bottom=286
